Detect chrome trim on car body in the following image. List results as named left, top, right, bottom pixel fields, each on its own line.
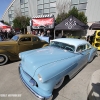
left=19, top=64, right=53, bottom=100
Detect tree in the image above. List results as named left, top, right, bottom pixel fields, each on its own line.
left=56, top=6, right=87, bottom=25
left=13, top=16, right=30, bottom=33
left=67, top=7, right=87, bottom=24
left=67, top=7, right=79, bottom=18
left=56, top=12, right=67, bottom=25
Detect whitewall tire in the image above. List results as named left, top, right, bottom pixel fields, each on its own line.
left=54, top=77, right=64, bottom=89
left=0, top=54, right=8, bottom=66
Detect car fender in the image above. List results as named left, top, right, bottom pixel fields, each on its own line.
left=34, top=56, right=79, bottom=83
left=0, top=49, right=18, bottom=61
left=88, top=48, right=97, bottom=62
left=0, top=49, right=8, bottom=54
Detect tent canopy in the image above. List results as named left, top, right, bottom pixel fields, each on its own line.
left=89, top=21, right=100, bottom=30
left=0, top=22, right=11, bottom=29
left=0, top=22, right=11, bottom=32
left=55, top=15, right=88, bottom=31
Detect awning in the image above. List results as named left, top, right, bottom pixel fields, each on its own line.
left=89, top=21, right=100, bottom=30
left=55, top=15, right=89, bottom=31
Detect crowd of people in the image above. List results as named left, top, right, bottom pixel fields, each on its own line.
left=0, top=28, right=95, bottom=45
left=0, top=30, right=15, bottom=41
left=30, top=29, right=53, bottom=39
left=86, top=35, right=94, bottom=45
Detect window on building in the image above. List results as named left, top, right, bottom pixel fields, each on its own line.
left=12, top=14, right=14, bottom=18
left=50, top=0, right=56, bottom=2
left=37, top=0, right=43, bottom=5
left=38, top=5, right=43, bottom=9
left=21, top=4, right=24, bottom=8
left=21, top=8, right=24, bottom=12
left=9, top=21, right=12, bottom=25
left=71, top=0, right=79, bottom=4
left=25, top=3, right=28, bottom=7
left=43, top=13, right=49, bottom=15
left=9, top=18, right=12, bottom=21
left=25, top=7, right=28, bottom=12
left=25, top=0, right=28, bottom=3
left=44, top=0, right=49, bottom=3
left=50, top=2, right=56, bottom=7
left=71, top=5, right=78, bottom=9
left=79, top=0, right=87, bottom=3
left=25, top=11, right=29, bottom=16
left=37, top=0, right=56, bottom=16
left=11, top=6, right=14, bottom=10
left=20, top=0, right=25, bottom=4
left=44, top=4, right=49, bottom=8
left=9, top=14, right=12, bottom=18
left=78, top=3, right=87, bottom=10
left=38, top=9, right=43, bottom=14
left=22, top=12, right=25, bottom=16
left=11, top=10, right=14, bottom=14
left=50, top=12, right=56, bottom=15
left=50, top=7, right=55, bottom=12
left=8, top=10, right=11, bottom=14
left=44, top=9, right=49, bottom=13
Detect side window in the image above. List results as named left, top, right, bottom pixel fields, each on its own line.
left=20, top=37, right=31, bottom=42
left=86, top=44, right=91, bottom=49
left=76, top=45, right=86, bottom=52
left=32, top=37, right=39, bottom=42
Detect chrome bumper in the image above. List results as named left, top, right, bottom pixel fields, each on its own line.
left=18, top=66, right=53, bottom=100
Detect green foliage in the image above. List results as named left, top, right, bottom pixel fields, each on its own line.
left=56, top=6, right=87, bottom=25
left=67, top=7, right=78, bottom=18
left=56, top=13, right=67, bottom=25
left=78, top=12, right=87, bottom=24
left=13, top=16, right=30, bottom=29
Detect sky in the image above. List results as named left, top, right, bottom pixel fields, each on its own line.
left=0, top=0, right=12, bottom=19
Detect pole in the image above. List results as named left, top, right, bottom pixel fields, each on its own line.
left=54, top=30, right=55, bottom=39
left=62, top=30, right=63, bottom=36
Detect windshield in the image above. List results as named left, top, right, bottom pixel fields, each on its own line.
left=50, top=41, right=75, bottom=52
left=11, top=35, right=19, bottom=41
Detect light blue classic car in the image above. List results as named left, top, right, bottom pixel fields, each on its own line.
left=19, top=38, right=97, bottom=100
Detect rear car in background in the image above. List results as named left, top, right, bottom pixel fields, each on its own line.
left=0, top=34, right=48, bottom=65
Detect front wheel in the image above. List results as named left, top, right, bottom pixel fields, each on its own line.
left=0, top=54, right=8, bottom=66
left=54, top=77, right=64, bottom=89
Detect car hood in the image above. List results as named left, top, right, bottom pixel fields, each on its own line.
left=20, top=46, right=76, bottom=77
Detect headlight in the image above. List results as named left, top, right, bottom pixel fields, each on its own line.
left=38, top=74, right=43, bottom=82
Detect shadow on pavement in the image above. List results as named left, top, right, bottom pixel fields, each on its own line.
left=87, top=83, right=100, bottom=100
left=52, top=76, right=70, bottom=100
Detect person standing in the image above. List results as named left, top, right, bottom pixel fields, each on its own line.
left=4, top=30, right=8, bottom=39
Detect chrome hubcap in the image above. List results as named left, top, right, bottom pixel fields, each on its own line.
left=0, top=57, right=4, bottom=62
left=54, top=77, right=64, bottom=89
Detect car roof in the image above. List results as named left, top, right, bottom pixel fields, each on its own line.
left=16, top=34, right=38, bottom=38
left=51, top=38, right=89, bottom=47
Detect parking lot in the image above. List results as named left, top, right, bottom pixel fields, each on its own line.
left=0, top=52, right=100, bottom=100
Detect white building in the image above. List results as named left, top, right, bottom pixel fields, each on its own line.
left=1, top=0, right=100, bottom=35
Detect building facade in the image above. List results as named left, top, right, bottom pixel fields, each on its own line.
left=1, top=0, right=100, bottom=28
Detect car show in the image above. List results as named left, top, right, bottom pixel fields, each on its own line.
left=0, top=0, right=100, bottom=100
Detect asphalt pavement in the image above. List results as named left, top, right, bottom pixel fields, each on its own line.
left=0, top=51, right=100, bottom=100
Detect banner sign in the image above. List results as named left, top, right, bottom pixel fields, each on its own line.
left=31, top=17, right=55, bottom=29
